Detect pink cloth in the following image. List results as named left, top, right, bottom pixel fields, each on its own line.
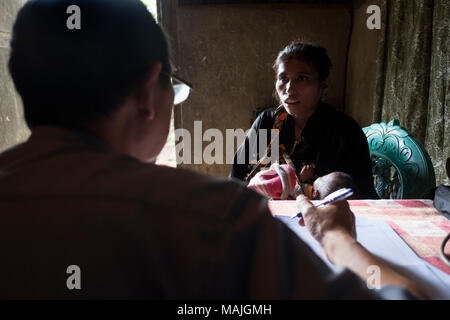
left=248, top=163, right=297, bottom=200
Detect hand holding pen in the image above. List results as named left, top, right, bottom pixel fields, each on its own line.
left=291, top=188, right=354, bottom=219
left=296, top=191, right=357, bottom=243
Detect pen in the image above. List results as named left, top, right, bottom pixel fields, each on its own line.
left=290, top=187, right=354, bottom=219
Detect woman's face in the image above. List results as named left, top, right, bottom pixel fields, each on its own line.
left=275, top=58, right=326, bottom=118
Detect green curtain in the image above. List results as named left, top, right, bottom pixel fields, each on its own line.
left=372, top=0, right=449, bottom=185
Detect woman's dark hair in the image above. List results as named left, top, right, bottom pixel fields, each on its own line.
left=9, top=0, right=170, bottom=128
left=273, top=41, right=332, bottom=81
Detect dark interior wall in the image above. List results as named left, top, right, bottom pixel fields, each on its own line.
left=345, top=0, right=381, bottom=128
left=0, top=0, right=29, bottom=152
left=163, top=1, right=352, bottom=177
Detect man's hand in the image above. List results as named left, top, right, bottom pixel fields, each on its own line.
left=296, top=195, right=427, bottom=299
left=296, top=195, right=356, bottom=245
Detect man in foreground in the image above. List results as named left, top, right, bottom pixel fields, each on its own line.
left=0, top=0, right=423, bottom=299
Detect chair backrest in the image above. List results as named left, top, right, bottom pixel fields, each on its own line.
left=363, top=120, right=436, bottom=199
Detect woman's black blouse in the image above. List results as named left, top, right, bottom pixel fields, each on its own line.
left=230, top=102, right=379, bottom=199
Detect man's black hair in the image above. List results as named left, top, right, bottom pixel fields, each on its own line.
left=9, top=0, right=170, bottom=128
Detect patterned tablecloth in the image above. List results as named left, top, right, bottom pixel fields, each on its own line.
left=268, top=199, right=450, bottom=275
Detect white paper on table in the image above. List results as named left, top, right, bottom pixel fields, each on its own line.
left=276, top=215, right=450, bottom=300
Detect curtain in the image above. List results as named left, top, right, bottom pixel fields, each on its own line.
left=372, top=0, right=449, bottom=185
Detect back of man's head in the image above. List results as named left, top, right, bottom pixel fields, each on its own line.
left=9, top=0, right=169, bottom=128
left=313, top=172, right=360, bottom=200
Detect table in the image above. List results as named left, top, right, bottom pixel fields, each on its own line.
left=268, top=199, right=450, bottom=275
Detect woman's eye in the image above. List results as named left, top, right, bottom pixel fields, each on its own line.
left=298, top=75, right=308, bottom=81
left=279, top=77, right=288, bottom=83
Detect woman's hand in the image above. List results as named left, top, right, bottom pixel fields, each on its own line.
left=299, top=164, right=315, bottom=183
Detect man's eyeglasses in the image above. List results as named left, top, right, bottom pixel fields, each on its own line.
left=163, top=72, right=192, bottom=105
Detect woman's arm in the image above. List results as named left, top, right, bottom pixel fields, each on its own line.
left=338, top=117, right=378, bottom=199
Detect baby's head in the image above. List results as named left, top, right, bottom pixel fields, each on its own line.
left=313, top=172, right=359, bottom=200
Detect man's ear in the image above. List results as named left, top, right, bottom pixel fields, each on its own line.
left=319, top=78, right=329, bottom=99
left=136, top=62, right=163, bottom=121
left=321, top=78, right=329, bottom=90
left=146, top=62, right=163, bottom=85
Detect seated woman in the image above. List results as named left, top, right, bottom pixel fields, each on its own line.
left=230, top=41, right=378, bottom=199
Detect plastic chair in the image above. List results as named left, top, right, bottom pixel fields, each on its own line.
left=363, top=120, right=436, bottom=199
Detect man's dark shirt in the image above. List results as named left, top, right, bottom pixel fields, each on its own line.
left=230, top=103, right=378, bottom=199
left=0, top=126, right=412, bottom=299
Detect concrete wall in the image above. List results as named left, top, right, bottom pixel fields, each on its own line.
left=345, top=0, right=381, bottom=128
left=0, top=1, right=380, bottom=178
left=0, top=0, right=29, bottom=152
left=164, top=2, right=352, bottom=177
